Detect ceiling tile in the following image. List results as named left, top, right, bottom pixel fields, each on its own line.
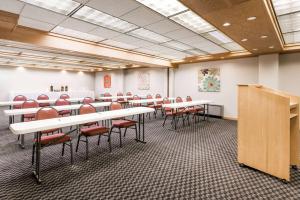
left=120, top=7, right=164, bottom=27
left=74, top=0, right=89, bottom=3
left=164, top=28, right=197, bottom=40
left=21, top=4, right=67, bottom=25
left=18, top=16, right=56, bottom=31
left=88, top=26, right=121, bottom=39
left=145, top=19, right=182, bottom=34
left=101, top=39, right=138, bottom=50
left=59, top=18, right=98, bottom=33
left=177, top=35, right=207, bottom=45
left=87, top=0, right=140, bottom=17
left=111, top=34, right=154, bottom=47
left=0, top=0, right=25, bottom=14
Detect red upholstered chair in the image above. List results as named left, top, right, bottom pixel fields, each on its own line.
left=83, top=97, right=94, bottom=104
left=117, top=92, right=128, bottom=105
left=146, top=95, right=156, bottom=119
left=37, top=94, right=50, bottom=107
left=55, top=99, right=71, bottom=117
left=109, top=102, right=138, bottom=150
left=132, top=95, right=141, bottom=107
left=186, top=96, right=204, bottom=122
left=126, top=92, right=133, bottom=101
left=104, top=92, right=112, bottom=102
left=13, top=95, right=27, bottom=109
left=155, top=94, right=163, bottom=117
left=32, top=107, right=73, bottom=165
left=60, top=94, right=70, bottom=99
left=76, top=104, right=110, bottom=159
left=21, top=100, right=39, bottom=122
left=162, top=98, right=185, bottom=127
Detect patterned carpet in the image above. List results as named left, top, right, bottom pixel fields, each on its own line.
left=0, top=109, right=300, bottom=200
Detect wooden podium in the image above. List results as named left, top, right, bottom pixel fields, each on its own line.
left=238, top=84, right=300, bottom=181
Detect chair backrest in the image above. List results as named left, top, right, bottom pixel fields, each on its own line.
left=104, top=92, right=112, bottom=102
left=176, top=97, right=183, bottom=103
left=110, top=102, right=122, bottom=110
left=37, top=94, right=49, bottom=100
left=147, top=94, right=154, bottom=105
left=79, top=104, right=96, bottom=115
left=36, top=107, right=59, bottom=120
left=163, top=98, right=171, bottom=111
left=13, top=95, right=27, bottom=109
left=133, top=95, right=141, bottom=107
left=22, top=100, right=39, bottom=109
left=60, top=94, right=70, bottom=99
left=126, top=92, right=133, bottom=100
left=117, top=92, right=124, bottom=101
left=83, top=97, right=94, bottom=104
left=55, top=99, right=71, bottom=106
left=155, top=94, right=162, bottom=98
left=186, top=96, right=192, bottom=102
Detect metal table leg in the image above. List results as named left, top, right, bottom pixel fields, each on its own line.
left=135, top=113, right=146, bottom=144
left=33, top=132, right=42, bottom=183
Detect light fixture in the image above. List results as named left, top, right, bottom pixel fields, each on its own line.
left=272, top=0, right=300, bottom=16
left=221, top=42, right=245, bottom=51
left=269, top=46, right=274, bottom=49
left=170, top=11, right=215, bottom=34
left=223, top=22, right=231, bottom=27
left=20, top=0, right=80, bottom=15
left=129, top=28, right=171, bottom=43
left=205, top=30, right=233, bottom=44
left=51, top=26, right=104, bottom=42
left=252, top=48, right=258, bottom=51
left=136, top=0, right=188, bottom=17
left=185, top=49, right=206, bottom=55
left=283, top=31, right=300, bottom=44
left=73, top=6, right=138, bottom=32
left=261, top=35, right=268, bottom=39
left=241, top=38, right=248, bottom=42
left=162, top=41, right=192, bottom=51
left=247, top=16, right=257, bottom=21
left=101, top=40, right=138, bottom=50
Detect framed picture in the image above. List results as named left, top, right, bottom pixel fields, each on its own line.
left=198, top=68, right=220, bottom=92
left=138, top=72, right=150, bottom=90
left=104, top=74, right=111, bottom=88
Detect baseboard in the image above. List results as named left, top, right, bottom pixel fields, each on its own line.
left=223, top=116, right=237, bottom=121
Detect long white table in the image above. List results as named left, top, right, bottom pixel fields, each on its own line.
left=8, top=91, right=95, bottom=100
left=128, top=97, right=175, bottom=105
left=0, top=98, right=85, bottom=107
left=162, top=100, right=212, bottom=130
left=10, top=107, right=155, bottom=183
left=96, top=96, right=133, bottom=101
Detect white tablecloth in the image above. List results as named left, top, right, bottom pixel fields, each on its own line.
left=8, top=91, right=95, bottom=100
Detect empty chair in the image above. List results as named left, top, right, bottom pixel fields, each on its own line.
left=146, top=95, right=155, bottom=119
left=103, top=92, right=112, bottom=102
left=109, top=102, right=138, bottom=150
left=126, top=92, right=133, bottom=101
left=21, top=100, right=39, bottom=122
left=55, top=99, right=71, bottom=117
left=76, top=104, right=110, bottom=159
left=83, top=97, right=94, bottom=104
left=117, top=92, right=128, bottom=104
left=186, top=96, right=204, bottom=122
left=32, top=107, right=73, bottom=166
left=37, top=94, right=50, bottom=107
left=132, top=95, right=141, bottom=107
left=60, top=94, right=70, bottom=99
left=155, top=94, right=164, bottom=117
left=162, top=98, right=186, bottom=129
left=13, top=95, right=27, bottom=109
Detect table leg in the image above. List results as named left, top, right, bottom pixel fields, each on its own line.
left=19, top=135, right=25, bottom=149
left=135, top=113, right=146, bottom=144
left=33, top=132, right=42, bottom=183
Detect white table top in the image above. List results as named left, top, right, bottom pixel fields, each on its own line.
left=97, top=96, right=133, bottom=100
left=162, top=100, right=212, bottom=109
left=4, top=102, right=111, bottom=116
left=128, top=97, right=175, bottom=104
left=0, top=98, right=84, bottom=107
left=10, top=107, right=155, bottom=135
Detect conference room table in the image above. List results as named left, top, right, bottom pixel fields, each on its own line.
left=162, top=100, right=212, bottom=130
left=96, top=96, right=133, bottom=101
left=128, top=97, right=175, bottom=105
left=9, top=107, right=155, bottom=183
left=4, top=102, right=112, bottom=148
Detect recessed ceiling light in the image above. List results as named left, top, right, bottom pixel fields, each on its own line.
left=241, top=38, right=248, bottom=42
left=223, top=22, right=231, bottom=27
left=247, top=16, right=257, bottom=21
left=252, top=48, right=258, bottom=51
left=269, top=46, right=274, bottom=49
left=261, top=35, right=268, bottom=39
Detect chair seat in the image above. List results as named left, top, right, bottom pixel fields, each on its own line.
left=118, top=100, right=128, bottom=104
left=39, top=103, right=50, bottom=107
left=59, top=110, right=71, bottom=115
left=112, top=120, right=137, bottom=128
left=34, top=133, right=71, bottom=145
left=165, top=111, right=184, bottom=116
left=81, top=126, right=109, bottom=136
left=24, top=117, right=35, bottom=122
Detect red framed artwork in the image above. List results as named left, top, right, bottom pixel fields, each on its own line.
left=104, top=74, right=111, bottom=88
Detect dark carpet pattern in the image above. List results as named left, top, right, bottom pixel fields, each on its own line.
left=0, top=109, right=300, bottom=200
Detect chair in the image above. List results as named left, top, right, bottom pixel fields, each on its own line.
left=55, top=99, right=71, bottom=117
left=162, top=98, right=185, bottom=128
left=132, top=95, right=141, bottom=107
left=186, top=96, right=204, bottom=122
left=146, top=95, right=156, bottom=119
left=155, top=94, right=164, bottom=117
left=126, top=92, right=133, bottom=101
left=60, top=94, right=70, bottom=99
left=83, top=97, right=94, bottom=104
left=103, top=92, right=112, bottom=102
left=32, top=107, right=73, bottom=165
left=117, top=92, right=128, bottom=105
left=37, top=94, right=50, bottom=107
left=13, top=95, right=27, bottom=109
left=109, top=102, right=138, bottom=150
left=76, top=104, right=110, bottom=159
left=21, top=100, right=39, bottom=122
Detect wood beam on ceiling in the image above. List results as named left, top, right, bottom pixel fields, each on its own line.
left=179, top=0, right=284, bottom=55
left=0, top=10, right=18, bottom=31
left=0, top=25, right=171, bottom=68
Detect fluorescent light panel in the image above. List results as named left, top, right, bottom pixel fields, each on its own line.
left=203, top=30, right=233, bottom=44
left=185, top=49, right=207, bottom=56
left=101, top=39, right=138, bottom=50
left=221, top=42, right=245, bottom=51
left=277, top=12, right=300, bottom=33
left=272, top=0, right=300, bottom=16
left=162, top=41, right=192, bottom=51
left=73, top=6, right=138, bottom=32
left=129, top=28, right=171, bottom=43
left=136, top=0, right=188, bottom=17
left=283, top=31, right=300, bottom=44
left=52, top=26, right=104, bottom=42
left=170, top=11, right=215, bottom=34
left=20, top=0, right=80, bottom=15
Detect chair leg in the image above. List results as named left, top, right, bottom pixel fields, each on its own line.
left=163, top=115, right=168, bottom=126
left=108, top=127, right=113, bottom=152
left=32, top=144, right=35, bottom=165
left=97, top=135, right=101, bottom=145
left=70, top=141, right=73, bottom=164
left=134, top=124, right=138, bottom=139
left=85, top=136, right=89, bottom=160
left=76, top=135, right=81, bottom=152
left=118, top=128, right=122, bottom=147
left=123, top=128, right=128, bottom=137
left=62, top=143, right=65, bottom=156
